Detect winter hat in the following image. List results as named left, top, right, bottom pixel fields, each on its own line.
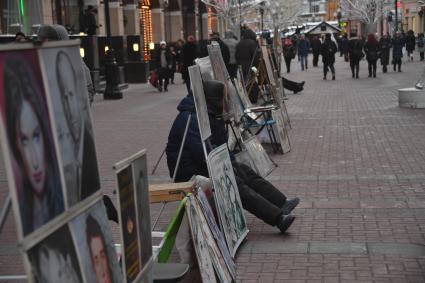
left=38, top=24, right=69, bottom=41
left=203, top=80, right=225, bottom=115
left=160, top=40, right=166, bottom=46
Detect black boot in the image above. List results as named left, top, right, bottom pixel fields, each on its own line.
left=276, top=214, right=295, bottom=233
left=281, top=198, right=300, bottom=215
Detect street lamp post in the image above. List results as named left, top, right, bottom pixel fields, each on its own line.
left=103, top=0, right=123, bottom=100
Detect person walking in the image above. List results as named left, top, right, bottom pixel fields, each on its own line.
left=84, top=5, right=99, bottom=36
left=169, top=45, right=178, bottom=84
left=311, top=35, right=322, bottom=67
left=181, top=35, right=199, bottom=92
left=297, top=34, right=310, bottom=71
left=320, top=33, right=337, bottom=80
left=210, top=32, right=231, bottom=68
left=417, top=33, right=425, bottom=61
left=155, top=41, right=172, bottom=92
left=405, top=30, right=416, bottom=61
left=282, top=37, right=296, bottom=73
left=236, top=28, right=259, bottom=81
left=340, top=33, right=350, bottom=62
left=379, top=33, right=391, bottom=73
left=348, top=34, right=364, bottom=79
left=392, top=31, right=405, bottom=72
left=364, top=33, right=380, bottom=78
left=223, top=31, right=239, bottom=79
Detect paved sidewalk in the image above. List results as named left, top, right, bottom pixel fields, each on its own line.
left=1, top=55, right=425, bottom=282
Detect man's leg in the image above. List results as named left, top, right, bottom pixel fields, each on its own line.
left=330, top=63, right=335, bottom=80
left=233, top=162, right=287, bottom=208
left=304, top=56, right=308, bottom=69
left=301, top=56, right=305, bottom=71
left=368, top=61, right=372, bottom=77
left=157, top=69, right=164, bottom=91
left=355, top=61, right=360, bottom=78
left=350, top=61, right=355, bottom=78
left=323, top=63, right=328, bottom=80
left=285, top=58, right=291, bottom=73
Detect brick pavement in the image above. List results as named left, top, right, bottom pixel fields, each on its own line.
left=1, top=54, right=425, bottom=282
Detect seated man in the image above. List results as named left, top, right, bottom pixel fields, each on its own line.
left=166, top=80, right=300, bottom=233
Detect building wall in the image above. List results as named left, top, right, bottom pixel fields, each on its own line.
left=299, top=0, right=329, bottom=23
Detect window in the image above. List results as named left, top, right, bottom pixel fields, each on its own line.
left=309, top=0, right=320, bottom=14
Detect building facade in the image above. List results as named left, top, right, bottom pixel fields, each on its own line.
left=298, top=0, right=329, bottom=23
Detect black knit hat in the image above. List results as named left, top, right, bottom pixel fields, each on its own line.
left=203, top=80, right=224, bottom=115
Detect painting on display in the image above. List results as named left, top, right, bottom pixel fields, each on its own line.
left=272, top=109, right=291, bottom=154
left=0, top=47, right=65, bottom=238
left=186, top=195, right=233, bottom=283
left=196, top=189, right=237, bottom=281
left=242, top=136, right=275, bottom=178
left=114, top=149, right=154, bottom=283
left=28, top=224, right=83, bottom=283
left=69, top=200, right=123, bottom=283
left=206, top=144, right=248, bottom=257
left=39, top=43, right=100, bottom=207
left=189, top=65, right=212, bottom=142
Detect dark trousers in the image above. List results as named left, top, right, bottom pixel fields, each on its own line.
left=323, top=62, right=335, bottom=76
left=282, top=77, right=302, bottom=92
left=284, top=57, right=292, bottom=73
left=228, top=64, right=238, bottom=79
left=232, top=162, right=286, bottom=226
left=350, top=59, right=360, bottom=77
left=420, top=52, right=424, bottom=61
left=393, top=58, right=402, bottom=71
left=367, top=59, right=377, bottom=77
left=312, top=52, right=320, bottom=67
left=158, top=67, right=169, bottom=89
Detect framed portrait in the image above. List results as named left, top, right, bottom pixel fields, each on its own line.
left=114, top=149, right=154, bottom=283
left=69, top=199, right=123, bottom=283
left=38, top=42, right=100, bottom=207
left=0, top=48, right=65, bottom=238
left=186, top=195, right=233, bottom=283
left=206, top=144, right=248, bottom=257
left=28, top=224, right=83, bottom=283
left=189, top=65, right=212, bottom=142
left=242, top=136, right=275, bottom=178
left=196, top=189, right=236, bottom=281
left=272, top=110, right=291, bottom=154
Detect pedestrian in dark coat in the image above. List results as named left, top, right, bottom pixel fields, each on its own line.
left=181, top=35, right=199, bottom=92
left=155, top=41, right=172, bottom=92
left=320, top=33, right=338, bottom=80
left=282, top=37, right=296, bottom=73
left=364, top=33, right=380, bottom=78
left=236, top=28, right=259, bottom=80
left=348, top=35, right=364, bottom=79
left=169, top=45, right=178, bottom=84
left=311, top=35, right=322, bottom=67
left=84, top=6, right=99, bottom=36
left=379, top=33, right=391, bottom=72
left=392, top=31, right=405, bottom=72
left=417, top=33, right=425, bottom=61
left=297, top=34, right=310, bottom=71
left=166, top=80, right=299, bottom=233
left=341, top=34, right=350, bottom=61
left=210, top=32, right=231, bottom=69
left=405, top=30, right=416, bottom=61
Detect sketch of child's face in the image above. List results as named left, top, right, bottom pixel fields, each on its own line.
left=18, top=100, right=46, bottom=195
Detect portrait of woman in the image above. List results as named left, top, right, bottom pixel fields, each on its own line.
left=2, top=55, right=64, bottom=235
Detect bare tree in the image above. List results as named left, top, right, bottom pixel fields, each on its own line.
left=340, top=0, right=384, bottom=25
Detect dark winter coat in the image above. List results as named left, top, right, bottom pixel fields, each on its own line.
left=311, top=38, right=322, bottom=54
left=155, top=48, right=172, bottom=69
left=166, top=91, right=227, bottom=182
left=213, top=39, right=231, bottom=67
left=181, top=42, right=199, bottom=80
left=282, top=44, right=296, bottom=59
left=236, top=29, right=259, bottom=77
left=379, top=37, right=391, bottom=65
left=320, top=40, right=337, bottom=63
left=364, top=41, right=380, bottom=61
left=405, top=34, right=416, bottom=52
left=297, top=39, right=310, bottom=56
left=341, top=37, right=349, bottom=53
left=392, top=37, right=405, bottom=59
left=348, top=38, right=364, bottom=61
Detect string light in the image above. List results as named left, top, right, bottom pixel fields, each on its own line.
left=140, top=0, right=153, bottom=61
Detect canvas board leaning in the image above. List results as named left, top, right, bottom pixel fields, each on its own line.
left=206, top=144, right=248, bottom=257
left=113, top=149, right=154, bottom=283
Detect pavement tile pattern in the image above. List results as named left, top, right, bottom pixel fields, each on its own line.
left=1, top=54, right=425, bottom=282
